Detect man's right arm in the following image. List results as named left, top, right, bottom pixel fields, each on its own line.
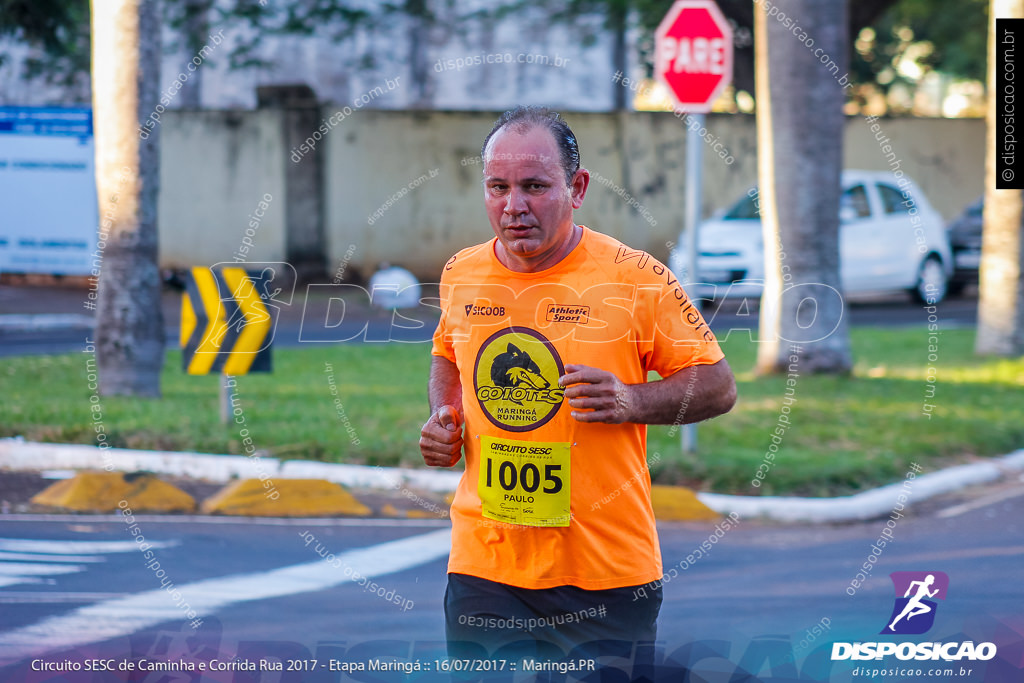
left=419, top=355, right=464, bottom=467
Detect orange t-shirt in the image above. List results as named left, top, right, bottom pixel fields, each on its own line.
left=432, top=227, right=725, bottom=590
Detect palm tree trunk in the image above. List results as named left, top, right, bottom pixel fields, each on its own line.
left=179, top=0, right=211, bottom=109
left=977, top=0, right=1024, bottom=356
left=610, top=2, right=628, bottom=111
left=754, top=0, right=852, bottom=374
left=91, top=0, right=165, bottom=396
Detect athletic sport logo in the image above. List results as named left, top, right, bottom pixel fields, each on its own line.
left=474, top=327, right=565, bottom=432
left=545, top=303, right=590, bottom=325
left=881, top=571, right=949, bottom=635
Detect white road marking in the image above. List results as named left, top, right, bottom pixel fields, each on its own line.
left=0, top=514, right=449, bottom=527
left=0, top=576, right=42, bottom=589
left=0, top=538, right=178, bottom=554
left=0, top=551, right=104, bottom=563
left=0, top=592, right=125, bottom=604
left=0, top=527, right=451, bottom=666
left=0, top=563, right=84, bottom=576
left=937, top=486, right=1024, bottom=519
left=0, top=538, right=164, bottom=590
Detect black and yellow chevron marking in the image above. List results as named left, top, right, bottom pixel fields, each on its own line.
left=180, top=266, right=273, bottom=375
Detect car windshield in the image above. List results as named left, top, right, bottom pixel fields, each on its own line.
left=722, top=183, right=872, bottom=221
left=723, top=192, right=761, bottom=219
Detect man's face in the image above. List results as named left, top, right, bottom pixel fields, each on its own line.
left=482, top=125, right=588, bottom=271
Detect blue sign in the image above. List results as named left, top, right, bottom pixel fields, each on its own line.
left=0, top=106, right=98, bottom=276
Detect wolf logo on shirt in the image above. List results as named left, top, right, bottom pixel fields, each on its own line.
left=474, top=328, right=565, bottom=432
left=491, top=343, right=549, bottom=400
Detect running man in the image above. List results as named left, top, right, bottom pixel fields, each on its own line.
left=888, top=574, right=939, bottom=631
left=420, top=106, right=736, bottom=672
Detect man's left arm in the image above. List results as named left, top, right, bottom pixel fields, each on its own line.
left=559, top=359, right=736, bottom=425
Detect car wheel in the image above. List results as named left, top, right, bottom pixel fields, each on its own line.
left=909, top=255, right=947, bottom=305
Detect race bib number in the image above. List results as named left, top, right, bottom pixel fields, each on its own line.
left=478, top=436, right=571, bottom=527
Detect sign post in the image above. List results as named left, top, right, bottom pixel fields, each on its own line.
left=654, top=0, right=732, bottom=452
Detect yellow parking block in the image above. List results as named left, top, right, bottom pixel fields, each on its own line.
left=406, top=508, right=447, bottom=519
left=31, top=471, right=196, bottom=513
left=200, top=479, right=372, bottom=517
left=380, top=503, right=447, bottom=519
left=650, top=485, right=720, bottom=521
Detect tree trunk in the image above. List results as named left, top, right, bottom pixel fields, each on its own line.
left=178, top=0, right=210, bottom=109
left=91, top=0, right=165, bottom=396
left=977, top=0, right=1024, bottom=356
left=754, top=0, right=852, bottom=374
left=610, top=4, right=628, bottom=111
left=406, top=0, right=433, bottom=108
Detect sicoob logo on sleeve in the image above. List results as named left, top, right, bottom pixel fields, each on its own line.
left=473, top=327, right=571, bottom=527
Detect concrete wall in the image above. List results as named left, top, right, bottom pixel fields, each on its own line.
left=325, top=111, right=493, bottom=281
left=0, top=1, right=632, bottom=113
left=159, top=109, right=984, bottom=279
left=323, top=110, right=760, bottom=279
left=158, top=110, right=287, bottom=268
left=571, top=111, right=758, bottom=256
left=844, top=116, right=985, bottom=222
left=167, top=3, right=629, bottom=113
left=321, top=111, right=981, bottom=279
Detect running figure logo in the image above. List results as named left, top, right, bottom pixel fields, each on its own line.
left=881, top=571, right=949, bottom=635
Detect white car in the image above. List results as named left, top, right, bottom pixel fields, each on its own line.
left=668, top=171, right=954, bottom=304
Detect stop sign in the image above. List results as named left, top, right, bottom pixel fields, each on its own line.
left=655, top=0, right=734, bottom=113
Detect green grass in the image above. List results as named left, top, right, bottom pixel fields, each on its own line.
left=3, top=327, right=1022, bottom=496
left=4, top=345, right=432, bottom=469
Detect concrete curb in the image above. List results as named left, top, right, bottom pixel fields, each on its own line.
left=698, top=450, right=1024, bottom=523
left=0, top=440, right=462, bottom=492
left=3, top=440, right=1023, bottom=523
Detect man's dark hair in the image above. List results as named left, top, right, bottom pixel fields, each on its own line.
left=480, top=106, right=581, bottom=186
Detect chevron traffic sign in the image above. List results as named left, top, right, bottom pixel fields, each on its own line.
left=180, top=266, right=274, bottom=375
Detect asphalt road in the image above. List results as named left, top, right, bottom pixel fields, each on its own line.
left=0, top=480, right=1021, bottom=682
left=0, top=286, right=980, bottom=357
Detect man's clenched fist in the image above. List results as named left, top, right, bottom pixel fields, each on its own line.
left=420, top=404, right=464, bottom=467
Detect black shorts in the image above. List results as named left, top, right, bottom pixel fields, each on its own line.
left=444, top=572, right=662, bottom=679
